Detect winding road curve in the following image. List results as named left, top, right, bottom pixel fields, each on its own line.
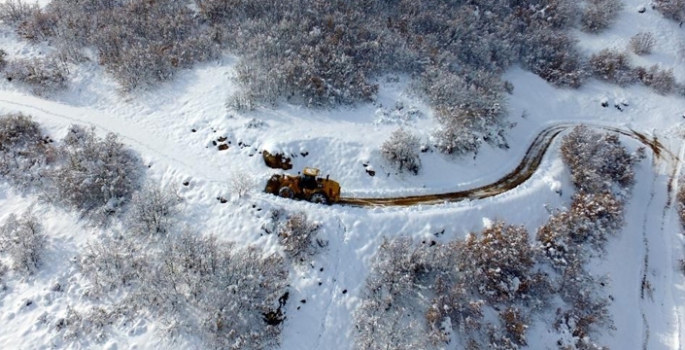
left=340, top=123, right=673, bottom=207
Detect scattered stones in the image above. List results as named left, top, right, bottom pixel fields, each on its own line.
left=191, top=128, right=196, bottom=132
left=217, top=197, right=228, bottom=203
left=342, top=289, right=347, bottom=294
left=217, top=136, right=227, bottom=142
left=183, top=181, right=190, bottom=186
left=218, top=144, right=229, bottom=151
left=366, top=169, right=376, bottom=177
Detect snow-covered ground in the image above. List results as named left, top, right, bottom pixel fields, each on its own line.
left=1, top=0, right=685, bottom=349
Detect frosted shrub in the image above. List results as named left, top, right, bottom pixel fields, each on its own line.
left=521, top=29, right=588, bottom=88
left=560, top=125, right=641, bottom=193
left=126, top=181, right=181, bottom=236
left=228, top=170, right=256, bottom=198
left=80, top=235, right=146, bottom=294
left=422, top=68, right=508, bottom=155
left=80, top=230, right=290, bottom=349
left=0, top=210, right=46, bottom=275
left=0, top=113, right=55, bottom=190
left=53, top=125, right=142, bottom=214
left=5, top=56, right=68, bottom=93
left=589, top=49, right=635, bottom=86
left=457, top=222, right=539, bottom=304
left=277, top=212, right=323, bottom=263
left=0, top=0, right=37, bottom=24
left=581, top=0, right=624, bottom=33
left=653, top=0, right=685, bottom=21
left=629, top=32, right=656, bottom=55
left=354, top=237, right=435, bottom=350
left=635, top=65, right=676, bottom=95
left=381, top=128, right=421, bottom=174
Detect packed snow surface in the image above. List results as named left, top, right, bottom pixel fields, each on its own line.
left=1, top=0, right=685, bottom=349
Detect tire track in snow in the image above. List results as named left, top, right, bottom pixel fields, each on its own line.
left=340, top=124, right=674, bottom=207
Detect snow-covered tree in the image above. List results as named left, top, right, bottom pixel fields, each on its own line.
left=560, top=125, right=642, bottom=194
left=277, top=212, right=323, bottom=264
left=0, top=113, right=55, bottom=190
left=126, top=181, right=181, bottom=236
left=381, top=128, right=421, bottom=174
left=53, top=125, right=143, bottom=214
left=0, top=209, right=46, bottom=275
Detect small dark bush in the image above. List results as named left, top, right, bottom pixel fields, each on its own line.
left=629, top=32, right=656, bottom=55
left=381, top=128, right=421, bottom=174
left=53, top=125, right=143, bottom=214
left=0, top=209, right=46, bottom=275
left=589, top=49, right=635, bottom=86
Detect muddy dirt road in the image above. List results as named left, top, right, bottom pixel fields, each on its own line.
left=339, top=124, right=671, bottom=207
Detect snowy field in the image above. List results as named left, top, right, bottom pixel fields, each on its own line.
left=0, top=0, right=685, bottom=349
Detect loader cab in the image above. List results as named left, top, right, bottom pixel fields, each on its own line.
left=301, top=167, right=320, bottom=190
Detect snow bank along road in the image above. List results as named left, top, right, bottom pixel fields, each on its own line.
left=340, top=123, right=674, bottom=207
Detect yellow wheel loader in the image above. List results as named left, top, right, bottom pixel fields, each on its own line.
left=264, top=167, right=341, bottom=205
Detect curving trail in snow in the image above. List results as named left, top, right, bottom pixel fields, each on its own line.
left=340, top=124, right=675, bottom=207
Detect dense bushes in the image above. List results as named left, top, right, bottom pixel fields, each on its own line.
left=4, top=0, right=609, bottom=156
left=355, top=223, right=551, bottom=349
left=357, top=126, right=639, bottom=349
left=560, top=125, right=642, bottom=194
left=589, top=49, right=635, bottom=86
left=0, top=113, right=55, bottom=189
left=581, top=0, right=624, bottom=33
left=0, top=209, right=46, bottom=275
left=0, top=115, right=143, bottom=219
left=79, top=230, right=289, bottom=349
left=653, top=0, right=685, bottom=21
left=53, top=125, right=142, bottom=213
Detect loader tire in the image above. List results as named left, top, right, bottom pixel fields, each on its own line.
left=310, top=192, right=328, bottom=205
left=279, top=186, right=294, bottom=199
